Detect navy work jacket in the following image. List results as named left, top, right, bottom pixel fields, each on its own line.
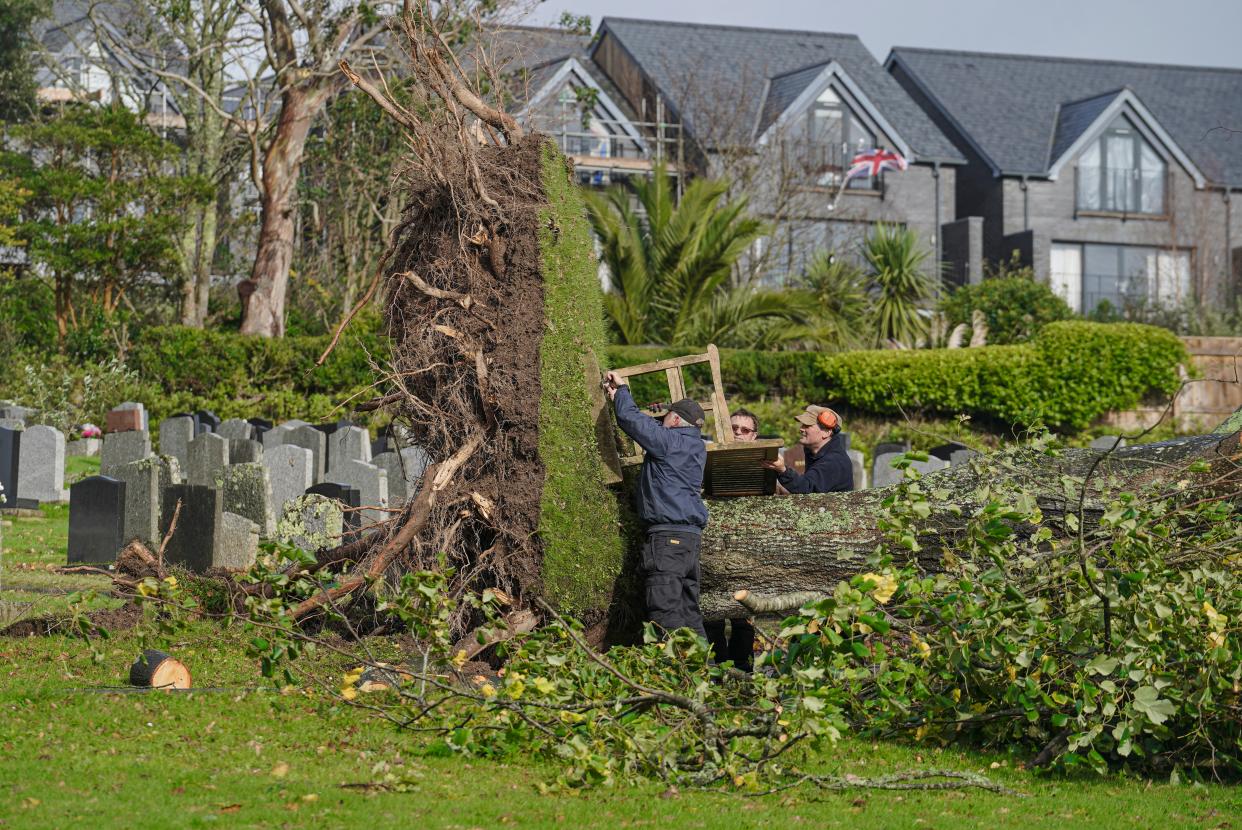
left=777, top=436, right=853, bottom=494
left=612, top=385, right=708, bottom=532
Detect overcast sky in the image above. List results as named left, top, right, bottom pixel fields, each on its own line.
left=528, top=0, right=1242, bottom=70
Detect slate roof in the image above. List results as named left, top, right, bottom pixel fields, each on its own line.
left=755, top=61, right=831, bottom=138
left=889, top=47, right=1242, bottom=186
left=1049, top=89, right=1126, bottom=164
left=593, top=17, right=963, bottom=163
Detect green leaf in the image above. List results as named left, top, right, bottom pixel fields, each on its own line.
left=1132, top=686, right=1176, bottom=725
left=1085, top=655, right=1118, bottom=676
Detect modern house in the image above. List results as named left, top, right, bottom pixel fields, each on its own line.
left=888, top=48, right=1242, bottom=312
left=501, top=19, right=965, bottom=284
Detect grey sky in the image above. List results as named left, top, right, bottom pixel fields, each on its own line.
left=528, top=0, right=1242, bottom=70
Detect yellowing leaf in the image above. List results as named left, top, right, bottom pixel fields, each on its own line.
left=861, top=572, right=898, bottom=604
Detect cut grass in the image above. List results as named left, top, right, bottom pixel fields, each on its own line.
left=0, top=510, right=1238, bottom=828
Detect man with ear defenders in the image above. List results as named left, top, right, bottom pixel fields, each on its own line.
left=762, top=405, right=853, bottom=494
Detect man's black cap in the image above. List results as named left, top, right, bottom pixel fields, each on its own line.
left=664, top=398, right=705, bottom=428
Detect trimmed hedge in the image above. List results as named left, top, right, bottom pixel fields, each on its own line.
left=609, top=321, right=1187, bottom=431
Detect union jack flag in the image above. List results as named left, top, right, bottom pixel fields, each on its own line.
left=845, top=148, right=908, bottom=180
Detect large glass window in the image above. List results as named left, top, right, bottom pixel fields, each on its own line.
left=1076, top=115, right=1166, bottom=214
left=803, top=88, right=877, bottom=190
left=1050, top=242, right=1189, bottom=313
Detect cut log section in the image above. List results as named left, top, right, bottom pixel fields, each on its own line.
left=128, top=650, right=192, bottom=690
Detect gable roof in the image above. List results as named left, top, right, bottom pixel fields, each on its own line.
left=889, top=47, right=1242, bottom=186
left=593, top=17, right=962, bottom=163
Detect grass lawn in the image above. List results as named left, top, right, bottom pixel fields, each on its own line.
left=1, top=508, right=1239, bottom=828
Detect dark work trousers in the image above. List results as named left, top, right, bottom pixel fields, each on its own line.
left=705, top=618, right=755, bottom=671
left=641, top=528, right=707, bottom=638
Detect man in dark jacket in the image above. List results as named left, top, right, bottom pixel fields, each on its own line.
left=605, top=371, right=708, bottom=638
left=763, top=405, right=853, bottom=493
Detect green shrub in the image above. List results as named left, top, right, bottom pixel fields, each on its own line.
left=606, top=322, right=1186, bottom=432
left=940, top=274, right=1074, bottom=345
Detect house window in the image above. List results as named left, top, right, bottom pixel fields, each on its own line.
left=1050, top=242, right=1190, bottom=314
left=1076, top=115, right=1165, bottom=214
left=803, top=87, right=877, bottom=190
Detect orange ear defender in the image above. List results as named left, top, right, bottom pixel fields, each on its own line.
left=817, top=408, right=841, bottom=432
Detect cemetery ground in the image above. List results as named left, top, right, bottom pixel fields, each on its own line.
left=1, top=512, right=1240, bottom=828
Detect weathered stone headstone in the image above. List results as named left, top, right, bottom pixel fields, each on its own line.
left=228, top=438, right=264, bottom=465
left=160, top=484, right=223, bottom=573
left=287, top=425, right=327, bottom=483
left=0, top=418, right=24, bottom=432
left=0, top=404, right=34, bottom=424
left=261, top=419, right=309, bottom=450
left=100, top=429, right=151, bottom=477
left=306, top=481, right=363, bottom=537
left=0, top=426, right=25, bottom=508
left=221, top=462, right=275, bottom=537
left=949, top=449, right=980, bottom=467
left=114, top=401, right=149, bottom=431
left=264, top=444, right=314, bottom=522
left=187, top=432, right=229, bottom=486
left=217, top=419, right=255, bottom=442
left=871, top=452, right=905, bottom=488
left=158, top=415, right=195, bottom=468
left=66, top=438, right=102, bottom=457
left=374, top=446, right=429, bottom=507
left=106, top=408, right=145, bottom=434
left=217, top=512, right=259, bottom=570
left=873, top=441, right=911, bottom=458
left=17, top=425, right=69, bottom=503
left=929, top=442, right=970, bottom=462
left=67, top=476, right=127, bottom=563
left=1089, top=435, right=1128, bottom=451
left=275, top=494, right=344, bottom=552
left=909, top=456, right=949, bottom=477
left=846, top=448, right=866, bottom=491
left=328, top=425, right=372, bottom=472
left=324, top=459, right=387, bottom=524
left=114, top=456, right=175, bottom=549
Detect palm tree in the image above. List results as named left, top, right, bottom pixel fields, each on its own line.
left=584, top=164, right=811, bottom=348
left=792, top=252, right=871, bottom=350
left=864, top=224, right=937, bottom=347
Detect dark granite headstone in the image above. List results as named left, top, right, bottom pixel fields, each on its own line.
left=370, top=436, right=391, bottom=458
left=0, top=427, right=34, bottom=506
left=194, top=410, right=221, bottom=433
left=306, top=481, right=362, bottom=537
left=160, top=484, right=223, bottom=573
left=928, top=442, right=970, bottom=462
left=67, top=476, right=127, bottom=563
left=247, top=418, right=273, bottom=438
left=229, top=438, right=264, bottom=464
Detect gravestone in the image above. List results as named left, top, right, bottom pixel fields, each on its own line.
left=873, top=441, right=911, bottom=458
left=306, top=481, right=363, bottom=539
left=67, top=476, right=127, bottom=564
left=17, top=425, right=69, bottom=503
left=217, top=512, right=260, bottom=570
left=66, top=438, right=102, bottom=457
left=264, top=444, right=315, bottom=522
left=328, top=425, right=372, bottom=472
left=228, top=438, right=264, bottom=465
left=929, top=442, right=971, bottom=462
left=0, top=427, right=26, bottom=508
left=909, top=456, right=949, bottom=477
left=871, top=452, right=905, bottom=489
left=0, top=404, right=34, bottom=424
left=187, top=432, right=229, bottom=486
left=247, top=418, right=273, bottom=441
left=114, top=456, right=179, bottom=549
left=106, top=408, right=145, bottom=434
left=262, top=419, right=309, bottom=450
left=949, top=449, right=980, bottom=467
left=371, top=436, right=391, bottom=458
left=221, top=462, right=275, bottom=537
left=217, top=419, right=255, bottom=442
left=169, top=411, right=204, bottom=437
left=158, top=415, right=195, bottom=468
left=0, top=418, right=24, bottom=431
left=324, top=459, right=388, bottom=524
left=846, top=448, right=866, bottom=491
left=100, top=429, right=151, bottom=477
left=160, top=484, right=223, bottom=573
left=1089, top=435, right=1128, bottom=451
left=194, top=410, right=221, bottom=433
left=287, top=425, right=327, bottom=483
left=114, top=401, right=149, bottom=430
left=374, top=446, right=429, bottom=507
left=275, top=494, right=344, bottom=553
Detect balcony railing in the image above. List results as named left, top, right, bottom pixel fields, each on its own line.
left=786, top=141, right=882, bottom=192
left=1076, top=165, right=1166, bottom=215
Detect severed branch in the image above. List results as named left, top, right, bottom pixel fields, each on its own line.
left=734, top=590, right=827, bottom=615
left=450, top=608, right=538, bottom=662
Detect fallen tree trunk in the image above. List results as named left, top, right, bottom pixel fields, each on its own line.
left=698, top=426, right=1241, bottom=620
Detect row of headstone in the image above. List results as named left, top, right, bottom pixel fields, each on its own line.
left=869, top=441, right=983, bottom=488
left=0, top=424, right=70, bottom=509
